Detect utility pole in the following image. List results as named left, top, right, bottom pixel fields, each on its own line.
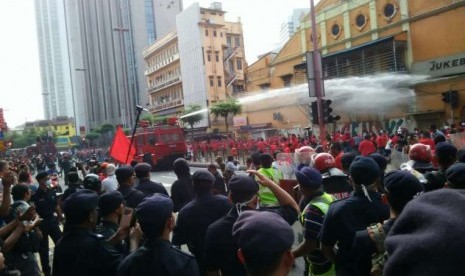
left=309, top=0, right=326, bottom=143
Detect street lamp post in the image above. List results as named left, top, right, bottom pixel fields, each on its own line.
left=113, top=26, right=132, bottom=128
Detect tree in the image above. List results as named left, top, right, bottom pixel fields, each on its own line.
left=180, top=104, right=204, bottom=140
left=85, top=132, right=100, bottom=147
left=210, top=99, right=242, bottom=135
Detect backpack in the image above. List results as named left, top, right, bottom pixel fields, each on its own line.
left=367, top=223, right=387, bottom=276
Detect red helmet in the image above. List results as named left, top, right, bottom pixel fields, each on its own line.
left=409, top=143, right=432, bottom=163
left=313, top=153, right=336, bottom=172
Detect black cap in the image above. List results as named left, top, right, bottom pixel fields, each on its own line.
left=228, top=175, right=259, bottom=195
left=385, top=189, right=465, bottom=275
left=384, top=170, right=423, bottom=210
left=115, top=166, right=134, bottom=182
left=435, top=142, right=457, bottom=159
left=295, top=167, right=322, bottom=189
left=99, top=191, right=124, bottom=216
left=232, top=211, right=294, bottom=262
left=349, top=157, right=380, bottom=185
left=446, top=163, right=465, bottom=188
left=136, top=193, right=173, bottom=236
left=134, top=163, right=152, bottom=176
left=63, top=189, right=99, bottom=224
left=35, top=171, right=49, bottom=182
left=370, top=153, right=388, bottom=172
left=192, top=170, right=215, bottom=184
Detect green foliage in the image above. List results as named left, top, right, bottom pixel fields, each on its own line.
left=153, top=115, right=169, bottom=125
left=6, top=129, right=39, bottom=149
left=140, top=115, right=154, bottom=124
left=85, top=132, right=100, bottom=140
left=210, top=99, right=242, bottom=134
left=181, top=104, right=204, bottom=140
left=100, top=124, right=114, bottom=133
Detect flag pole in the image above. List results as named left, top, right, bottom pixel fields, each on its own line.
left=125, top=105, right=145, bottom=164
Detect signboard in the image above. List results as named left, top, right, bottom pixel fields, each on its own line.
left=412, top=53, right=465, bottom=77
left=233, top=116, right=248, bottom=127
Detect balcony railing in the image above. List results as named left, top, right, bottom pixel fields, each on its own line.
left=150, top=98, right=184, bottom=112
left=145, top=53, right=180, bottom=75
left=147, top=75, right=181, bottom=93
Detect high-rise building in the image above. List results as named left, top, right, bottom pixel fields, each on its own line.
left=34, top=0, right=74, bottom=122
left=279, top=8, right=309, bottom=47
left=175, top=2, right=246, bottom=131
left=61, top=0, right=181, bottom=133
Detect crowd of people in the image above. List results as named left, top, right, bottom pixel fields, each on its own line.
left=0, top=123, right=463, bottom=275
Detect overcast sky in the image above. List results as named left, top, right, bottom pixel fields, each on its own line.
left=0, top=0, right=312, bottom=128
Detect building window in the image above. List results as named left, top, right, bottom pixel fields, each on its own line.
left=355, top=14, right=366, bottom=28
left=207, top=54, right=211, bottom=62
left=331, top=24, right=341, bottom=37
left=217, top=77, right=222, bottom=87
left=213, top=30, right=217, bottom=37
left=215, top=52, right=219, bottom=62
left=227, top=36, right=232, bottom=47
left=209, top=77, right=214, bottom=87
left=236, top=59, right=242, bottom=70
left=220, top=32, right=223, bottom=37
left=234, top=37, right=240, bottom=47
left=384, top=3, right=396, bottom=18
left=205, top=29, right=209, bottom=36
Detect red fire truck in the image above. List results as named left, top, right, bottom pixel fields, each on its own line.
left=133, top=118, right=187, bottom=169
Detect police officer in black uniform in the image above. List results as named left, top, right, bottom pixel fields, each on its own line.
left=32, top=172, right=63, bottom=276
left=52, top=189, right=123, bottom=276
left=133, top=163, right=168, bottom=197
left=83, top=174, right=102, bottom=195
left=172, top=170, right=231, bottom=276
left=204, top=173, right=299, bottom=276
left=96, top=191, right=128, bottom=254
left=116, top=167, right=145, bottom=209
left=117, top=193, right=200, bottom=276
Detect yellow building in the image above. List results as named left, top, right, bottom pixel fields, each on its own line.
left=244, top=0, right=465, bottom=137
left=143, top=2, right=247, bottom=134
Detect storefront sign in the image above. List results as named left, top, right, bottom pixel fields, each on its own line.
left=233, top=116, right=248, bottom=127
left=412, top=53, right=465, bottom=77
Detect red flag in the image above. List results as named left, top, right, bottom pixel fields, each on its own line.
left=110, top=127, right=135, bottom=164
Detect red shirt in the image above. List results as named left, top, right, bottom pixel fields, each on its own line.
left=376, top=135, right=388, bottom=148
left=334, top=151, right=344, bottom=170
left=358, top=140, right=376, bottom=156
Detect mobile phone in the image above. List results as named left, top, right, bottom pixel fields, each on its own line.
left=120, top=207, right=134, bottom=228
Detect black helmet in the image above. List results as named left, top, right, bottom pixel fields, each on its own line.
left=83, top=174, right=101, bottom=192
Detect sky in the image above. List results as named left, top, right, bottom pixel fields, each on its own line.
left=0, top=0, right=313, bottom=128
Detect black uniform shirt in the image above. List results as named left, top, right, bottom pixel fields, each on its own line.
left=117, top=186, right=146, bottom=209
left=52, top=227, right=122, bottom=276
left=172, top=194, right=231, bottom=274
left=32, top=188, right=58, bottom=220
left=117, top=239, right=200, bottom=276
left=320, top=190, right=389, bottom=276
left=135, top=178, right=168, bottom=197
left=204, top=205, right=298, bottom=276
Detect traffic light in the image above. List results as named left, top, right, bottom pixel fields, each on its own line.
left=441, top=92, right=451, bottom=103
left=310, top=101, right=319, bottom=124
left=450, top=90, right=459, bottom=107
left=322, top=99, right=341, bottom=123
left=442, top=90, right=459, bottom=107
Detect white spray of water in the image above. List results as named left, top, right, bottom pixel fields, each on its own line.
left=180, top=73, right=430, bottom=118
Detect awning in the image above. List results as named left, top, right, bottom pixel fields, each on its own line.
left=239, top=123, right=272, bottom=131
